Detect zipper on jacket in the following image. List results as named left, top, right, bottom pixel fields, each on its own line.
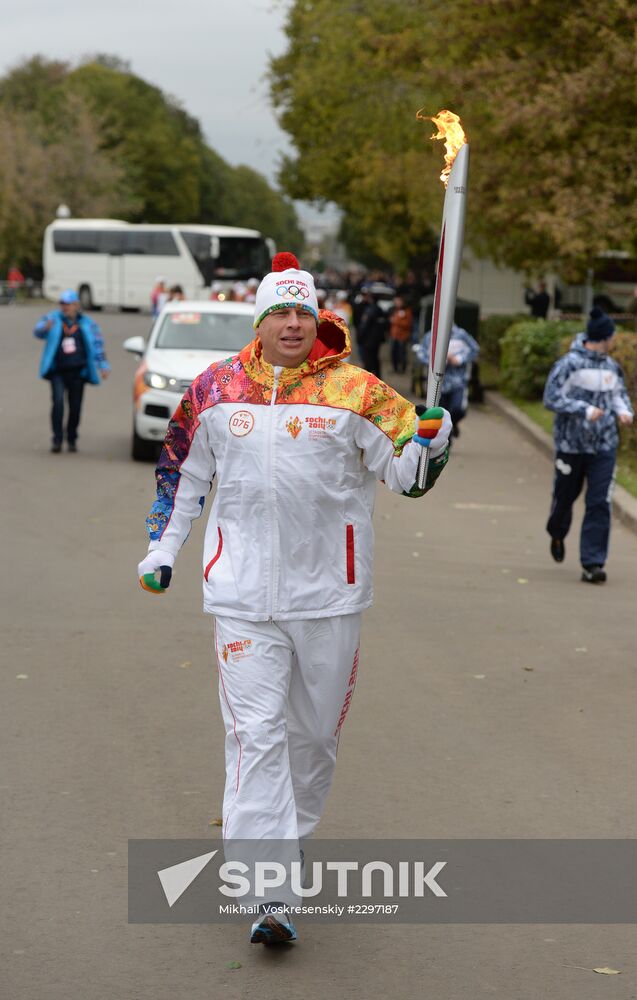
left=267, top=367, right=282, bottom=620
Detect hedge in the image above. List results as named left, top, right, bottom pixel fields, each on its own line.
left=499, top=319, right=581, bottom=399
left=478, top=313, right=529, bottom=365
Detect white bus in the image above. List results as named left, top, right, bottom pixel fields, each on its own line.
left=42, top=219, right=272, bottom=309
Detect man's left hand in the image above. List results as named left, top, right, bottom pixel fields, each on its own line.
left=413, top=406, right=452, bottom=457
left=618, top=412, right=633, bottom=426
left=101, top=369, right=110, bottom=380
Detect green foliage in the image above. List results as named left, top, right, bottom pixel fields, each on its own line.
left=270, top=0, right=637, bottom=275
left=67, top=62, right=204, bottom=223
left=218, top=166, right=303, bottom=253
left=0, top=82, right=137, bottom=271
left=0, top=56, right=303, bottom=270
left=269, top=0, right=442, bottom=267
left=500, top=319, right=581, bottom=399
left=609, top=332, right=637, bottom=457
left=479, top=313, right=529, bottom=365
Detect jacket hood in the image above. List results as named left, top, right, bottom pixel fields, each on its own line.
left=569, top=332, right=587, bottom=351
left=569, top=332, right=611, bottom=359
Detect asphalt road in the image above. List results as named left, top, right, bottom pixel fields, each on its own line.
left=3, top=304, right=637, bottom=999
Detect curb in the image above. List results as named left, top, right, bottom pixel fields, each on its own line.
left=485, top=390, right=637, bottom=536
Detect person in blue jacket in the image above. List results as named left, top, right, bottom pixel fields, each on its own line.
left=34, top=289, right=110, bottom=452
left=543, top=307, right=633, bottom=583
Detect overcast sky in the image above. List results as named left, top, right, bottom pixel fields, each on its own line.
left=1, top=0, right=336, bottom=231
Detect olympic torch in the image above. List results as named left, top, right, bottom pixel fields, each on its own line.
left=415, top=110, right=469, bottom=490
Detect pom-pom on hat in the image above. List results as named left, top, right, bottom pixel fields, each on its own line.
left=254, top=251, right=319, bottom=329
left=586, top=306, right=615, bottom=342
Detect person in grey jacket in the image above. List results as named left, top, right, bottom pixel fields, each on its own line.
left=543, top=307, right=633, bottom=583
left=417, top=323, right=480, bottom=439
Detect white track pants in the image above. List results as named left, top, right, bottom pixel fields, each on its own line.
left=214, top=614, right=361, bottom=846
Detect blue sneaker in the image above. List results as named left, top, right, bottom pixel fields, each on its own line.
left=250, top=903, right=297, bottom=945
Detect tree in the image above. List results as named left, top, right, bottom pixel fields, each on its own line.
left=219, top=165, right=304, bottom=252
left=67, top=62, right=203, bottom=223
left=0, top=98, right=135, bottom=273
left=270, top=0, right=637, bottom=276
left=427, top=0, right=637, bottom=276
left=270, top=0, right=443, bottom=268
left=0, top=56, right=304, bottom=270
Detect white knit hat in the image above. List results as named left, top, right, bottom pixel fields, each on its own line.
left=254, top=252, right=319, bottom=329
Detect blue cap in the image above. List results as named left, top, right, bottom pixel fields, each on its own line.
left=59, top=289, right=79, bottom=304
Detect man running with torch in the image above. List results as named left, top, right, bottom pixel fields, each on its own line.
left=136, top=249, right=452, bottom=946
left=415, top=110, right=470, bottom=488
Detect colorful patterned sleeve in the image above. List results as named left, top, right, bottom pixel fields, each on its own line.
left=145, top=383, right=217, bottom=556
left=354, top=374, right=448, bottom=497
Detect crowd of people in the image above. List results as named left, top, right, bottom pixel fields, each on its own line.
left=150, top=278, right=186, bottom=316
left=147, top=267, right=482, bottom=435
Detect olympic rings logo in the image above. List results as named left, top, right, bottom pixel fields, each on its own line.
left=275, top=284, right=310, bottom=300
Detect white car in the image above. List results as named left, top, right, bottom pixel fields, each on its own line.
left=124, top=299, right=255, bottom=460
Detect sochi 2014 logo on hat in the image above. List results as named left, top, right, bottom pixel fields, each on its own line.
left=229, top=410, right=254, bottom=436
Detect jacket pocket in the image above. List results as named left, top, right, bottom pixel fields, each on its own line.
left=346, top=524, right=355, bottom=584
left=204, top=527, right=223, bottom=581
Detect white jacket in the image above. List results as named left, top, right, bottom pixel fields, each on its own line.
left=146, top=312, right=447, bottom=620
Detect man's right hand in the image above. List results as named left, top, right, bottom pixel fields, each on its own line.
left=138, top=550, right=175, bottom=594
left=586, top=406, right=604, bottom=422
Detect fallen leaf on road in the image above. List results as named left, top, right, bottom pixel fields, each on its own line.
left=16, top=674, right=28, bottom=680
left=501, top=569, right=510, bottom=574
left=517, top=578, right=528, bottom=584
left=209, top=818, right=223, bottom=827
left=575, top=647, right=587, bottom=653
left=523, top=667, right=534, bottom=672
left=412, top=552, right=420, bottom=558
left=180, top=661, right=192, bottom=668
left=415, top=531, right=424, bottom=538
left=474, top=674, right=486, bottom=679
left=227, top=961, right=242, bottom=970
left=562, top=964, right=621, bottom=975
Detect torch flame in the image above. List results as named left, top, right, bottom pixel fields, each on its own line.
left=417, top=108, right=467, bottom=187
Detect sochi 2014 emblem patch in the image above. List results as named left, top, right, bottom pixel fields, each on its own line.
left=229, top=410, right=254, bottom=436
left=286, top=416, right=303, bottom=439
left=222, top=640, right=253, bottom=663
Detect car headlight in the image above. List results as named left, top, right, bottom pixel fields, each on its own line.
left=144, top=371, right=169, bottom=389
